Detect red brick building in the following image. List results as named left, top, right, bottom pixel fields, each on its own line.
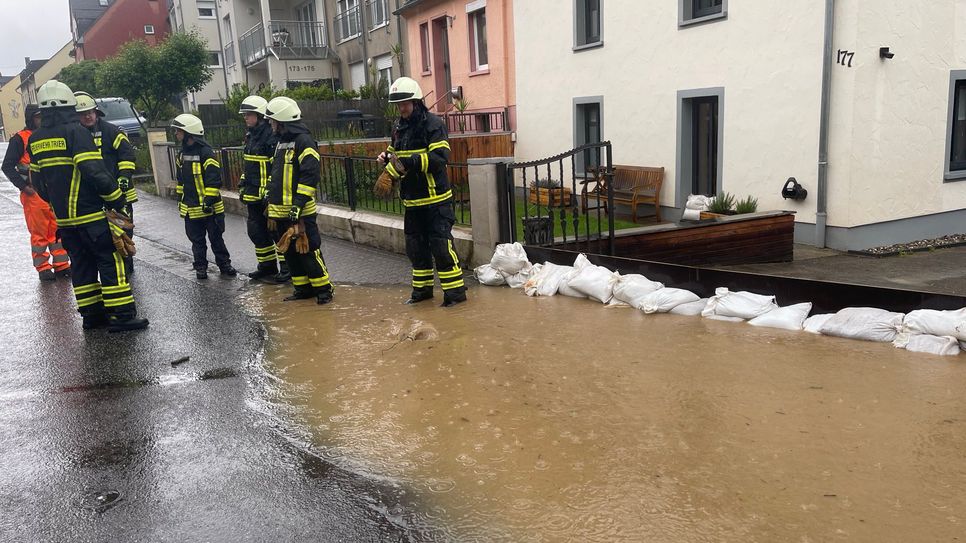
left=71, top=0, right=171, bottom=61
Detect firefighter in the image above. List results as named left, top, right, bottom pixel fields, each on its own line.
left=74, top=91, right=138, bottom=274
left=237, top=95, right=288, bottom=282
left=28, top=80, right=148, bottom=332
left=263, top=96, right=333, bottom=305
left=2, top=103, right=71, bottom=280
left=375, top=77, right=467, bottom=307
left=170, top=113, right=237, bottom=280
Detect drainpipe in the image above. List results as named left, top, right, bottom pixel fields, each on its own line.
left=213, top=0, right=231, bottom=98
left=815, top=0, right=835, bottom=248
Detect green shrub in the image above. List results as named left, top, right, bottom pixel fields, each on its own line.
left=735, top=195, right=759, bottom=214
left=707, top=192, right=736, bottom=214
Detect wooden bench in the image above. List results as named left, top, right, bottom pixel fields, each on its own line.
left=580, top=165, right=665, bottom=223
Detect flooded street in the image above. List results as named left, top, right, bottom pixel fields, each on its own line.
left=244, top=285, right=966, bottom=542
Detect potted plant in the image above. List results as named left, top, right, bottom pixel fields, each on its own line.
left=735, top=195, right=758, bottom=214
left=700, top=191, right=736, bottom=219
left=527, top=178, right=572, bottom=207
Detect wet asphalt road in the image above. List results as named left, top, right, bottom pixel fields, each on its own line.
left=0, top=169, right=428, bottom=541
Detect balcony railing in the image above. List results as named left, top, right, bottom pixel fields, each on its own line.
left=223, top=41, right=236, bottom=67
left=366, top=0, right=389, bottom=30
left=334, top=6, right=362, bottom=42
left=239, top=20, right=334, bottom=67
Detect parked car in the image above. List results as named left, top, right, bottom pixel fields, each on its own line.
left=95, top=98, right=145, bottom=143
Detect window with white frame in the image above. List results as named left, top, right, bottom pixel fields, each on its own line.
left=680, top=0, right=726, bottom=26
left=144, top=24, right=155, bottom=35
left=574, top=0, right=601, bottom=49
left=296, top=1, right=323, bottom=47
left=947, top=74, right=966, bottom=178
left=468, top=6, right=488, bottom=71
left=375, top=54, right=392, bottom=87
left=336, top=0, right=361, bottom=41
left=207, top=51, right=222, bottom=67
left=197, top=0, right=215, bottom=18
left=368, top=0, right=389, bottom=30
left=419, top=22, right=431, bottom=73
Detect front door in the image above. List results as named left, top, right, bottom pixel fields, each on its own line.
left=691, top=96, right=718, bottom=196
left=431, top=17, right=451, bottom=111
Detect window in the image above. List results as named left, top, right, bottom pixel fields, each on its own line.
left=208, top=51, right=222, bottom=67
left=468, top=8, right=488, bottom=71
left=336, top=0, right=361, bottom=41
left=375, top=54, right=393, bottom=86
left=197, top=0, right=215, bottom=18
left=574, top=97, right=603, bottom=172
left=368, top=0, right=389, bottom=30
left=574, top=0, right=601, bottom=50
left=419, top=23, right=431, bottom=73
left=947, top=74, right=966, bottom=179
left=144, top=24, right=155, bottom=35
left=680, top=0, right=727, bottom=26
left=295, top=2, right=323, bottom=47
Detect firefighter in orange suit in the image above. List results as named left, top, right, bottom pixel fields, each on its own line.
left=2, top=103, right=71, bottom=280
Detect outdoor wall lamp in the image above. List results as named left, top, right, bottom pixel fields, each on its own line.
left=879, top=47, right=895, bottom=59
left=446, top=15, right=455, bottom=27
left=782, top=177, right=808, bottom=201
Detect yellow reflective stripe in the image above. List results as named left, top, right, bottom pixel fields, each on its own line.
left=241, top=194, right=261, bottom=202
left=113, top=249, right=127, bottom=286
left=102, top=188, right=123, bottom=202
left=428, top=140, right=450, bottom=151
left=243, top=154, right=272, bottom=162
left=296, top=184, right=316, bottom=197
left=104, top=296, right=135, bottom=307
left=291, top=276, right=310, bottom=286
left=298, top=147, right=319, bottom=163
left=437, top=268, right=463, bottom=279
left=386, top=145, right=395, bottom=153
left=313, top=250, right=329, bottom=280
left=282, top=150, right=294, bottom=206
left=74, top=151, right=102, bottom=163
left=203, top=187, right=221, bottom=197
left=402, top=190, right=452, bottom=208
left=192, top=162, right=204, bottom=205
left=411, top=279, right=435, bottom=288
left=427, top=171, right=437, bottom=198
left=446, top=240, right=461, bottom=271
left=37, top=157, right=74, bottom=167
left=393, top=147, right=427, bottom=158
left=57, top=210, right=106, bottom=226
left=124, top=188, right=138, bottom=202
left=29, top=164, right=40, bottom=172
left=309, top=277, right=330, bottom=287
left=108, top=222, right=124, bottom=237
left=385, top=162, right=401, bottom=178
left=421, top=153, right=429, bottom=173
left=76, top=295, right=104, bottom=307
left=68, top=168, right=81, bottom=219
left=101, top=284, right=131, bottom=294
left=203, top=158, right=220, bottom=170
left=441, top=280, right=465, bottom=290
left=176, top=185, right=184, bottom=194
left=113, top=133, right=129, bottom=149
left=117, top=161, right=136, bottom=170
left=73, top=283, right=102, bottom=295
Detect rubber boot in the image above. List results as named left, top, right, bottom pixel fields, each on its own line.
left=108, top=314, right=149, bottom=333
left=220, top=265, right=238, bottom=277
left=441, top=288, right=467, bottom=308
left=55, top=267, right=71, bottom=279
left=283, top=291, right=314, bottom=301
left=196, top=269, right=208, bottom=280
left=316, top=286, right=334, bottom=305
left=38, top=269, right=56, bottom=281
left=405, top=287, right=434, bottom=305
left=247, top=263, right=278, bottom=280
left=274, top=262, right=291, bottom=283
left=82, top=313, right=109, bottom=330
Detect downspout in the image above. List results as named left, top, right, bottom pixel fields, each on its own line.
left=213, top=0, right=231, bottom=98
left=815, top=0, right=835, bottom=248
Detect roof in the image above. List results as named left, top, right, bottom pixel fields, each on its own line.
left=393, top=0, right=440, bottom=16
left=69, top=0, right=112, bottom=39
left=19, top=59, right=49, bottom=81
left=0, top=76, right=13, bottom=86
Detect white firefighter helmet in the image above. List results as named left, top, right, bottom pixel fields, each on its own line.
left=265, top=96, right=301, bottom=122
left=388, top=77, right=423, bottom=103
left=238, top=95, right=268, bottom=116
left=74, top=91, right=98, bottom=113
left=37, top=80, right=77, bottom=109
left=171, top=113, right=204, bottom=136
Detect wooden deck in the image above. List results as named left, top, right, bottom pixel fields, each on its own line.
left=553, top=211, right=795, bottom=266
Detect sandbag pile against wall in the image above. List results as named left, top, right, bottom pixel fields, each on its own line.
left=612, top=275, right=665, bottom=307
left=748, top=303, right=813, bottom=331
left=702, top=288, right=779, bottom=320
left=819, top=307, right=905, bottom=343
left=637, top=288, right=701, bottom=314
left=524, top=263, right=573, bottom=297
left=567, top=264, right=621, bottom=304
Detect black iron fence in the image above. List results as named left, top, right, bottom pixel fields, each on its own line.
left=504, top=141, right=615, bottom=254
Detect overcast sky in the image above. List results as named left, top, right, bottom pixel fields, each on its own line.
left=0, top=0, right=72, bottom=77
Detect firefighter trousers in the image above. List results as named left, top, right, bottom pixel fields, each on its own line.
left=184, top=213, right=231, bottom=271
left=247, top=201, right=279, bottom=272
left=59, top=220, right=136, bottom=318
left=404, top=203, right=465, bottom=296
left=282, top=215, right=332, bottom=296
left=20, top=191, right=69, bottom=273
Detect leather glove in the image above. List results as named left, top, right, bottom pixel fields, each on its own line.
left=276, top=225, right=298, bottom=253
left=112, top=232, right=129, bottom=257
left=373, top=171, right=395, bottom=200
left=117, top=176, right=131, bottom=191
left=389, top=155, right=407, bottom=176
left=288, top=205, right=300, bottom=221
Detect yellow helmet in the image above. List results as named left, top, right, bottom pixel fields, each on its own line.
left=37, top=80, right=77, bottom=109
left=74, top=91, right=99, bottom=113
left=388, top=77, right=423, bottom=103
left=171, top=113, right=204, bottom=136
left=265, top=96, right=301, bottom=122
left=239, top=95, right=268, bottom=116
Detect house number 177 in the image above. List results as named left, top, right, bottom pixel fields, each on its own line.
left=837, top=49, right=855, bottom=67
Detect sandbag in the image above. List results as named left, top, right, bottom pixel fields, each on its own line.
left=490, top=242, right=530, bottom=275
left=474, top=264, right=506, bottom=286
left=819, top=307, right=904, bottom=343
left=504, top=262, right=533, bottom=289
left=702, top=287, right=779, bottom=319
left=612, top=274, right=664, bottom=307
left=706, top=315, right=745, bottom=323
left=803, top=314, right=833, bottom=334
left=637, top=288, right=700, bottom=314
left=901, top=308, right=966, bottom=341
left=669, top=298, right=708, bottom=316
left=748, top=303, right=813, bottom=331
left=894, top=333, right=961, bottom=356
left=524, top=263, right=572, bottom=297
left=567, top=264, right=620, bottom=303
left=685, top=194, right=712, bottom=211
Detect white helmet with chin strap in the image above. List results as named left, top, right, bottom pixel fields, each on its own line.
left=37, top=80, right=77, bottom=109
left=265, top=96, right=301, bottom=122
left=388, top=77, right=423, bottom=103
left=239, top=95, right=268, bottom=116
left=171, top=113, right=204, bottom=136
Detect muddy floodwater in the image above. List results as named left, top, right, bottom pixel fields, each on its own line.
left=242, top=284, right=966, bottom=542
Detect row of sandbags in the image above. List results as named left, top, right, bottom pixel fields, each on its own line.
left=475, top=243, right=966, bottom=357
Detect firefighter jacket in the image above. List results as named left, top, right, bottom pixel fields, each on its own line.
left=91, top=119, right=137, bottom=203
left=1, top=129, right=31, bottom=191
left=266, top=121, right=319, bottom=219
left=176, top=137, right=225, bottom=219
left=26, top=107, right=125, bottom=227
left=384, top=105, right=453, bottom=208
left=239, top=120, right=276, bottom=203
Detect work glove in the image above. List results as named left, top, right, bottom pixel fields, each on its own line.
left=288, top=205, right=300, bottom=222
left=294, top=221, right=309, bottom=254
left=276, top=224, right=298, bottom=253
left=117, top=176, right=131, bottom=191
left=373, top=170, right=395, bottom=200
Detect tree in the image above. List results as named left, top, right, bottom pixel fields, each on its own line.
left=96, top=32, right=213, bottom=125
left=57, top=60, right=103, bottom=96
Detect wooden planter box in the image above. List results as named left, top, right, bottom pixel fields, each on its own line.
left=528, top=186, right=572, bottom=207
left=699, top=211, right=732, bottom=220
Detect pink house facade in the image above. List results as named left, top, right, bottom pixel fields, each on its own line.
left=397, top=0, right=515, bottom=134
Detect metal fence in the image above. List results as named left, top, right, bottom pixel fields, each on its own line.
left=444, top=108, right=510, bottom=134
